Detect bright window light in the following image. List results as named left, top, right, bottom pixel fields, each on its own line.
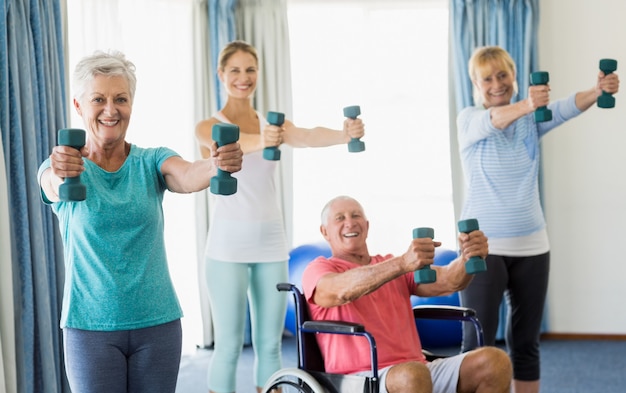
left=288, top=0, right=455, bottom=255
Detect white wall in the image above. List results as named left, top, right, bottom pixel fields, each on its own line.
left=539, top=0, right=626, bottom=334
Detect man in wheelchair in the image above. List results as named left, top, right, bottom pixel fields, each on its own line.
left=301, top=195, right=512, bottom=393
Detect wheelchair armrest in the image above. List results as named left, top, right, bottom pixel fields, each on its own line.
left=276, top=282, right=380, bottom=377
left=413, top=304, right=484, bottom=347
left=413, top=305, right=476, bottom=320
left=277, top=282, right=296, bottom=292
left=302, top=320, right=366, bottom=334
left=301, top=320, right=378, bottom=381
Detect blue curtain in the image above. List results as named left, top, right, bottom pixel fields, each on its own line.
left=208, top=0, right=238, bottom=110
left=449, top=0, right=547, bottom=340
left=1, top=0, right=69, bottom=392
left=451, top=0, right=540, bottom=112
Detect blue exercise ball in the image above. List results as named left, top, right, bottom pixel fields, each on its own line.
left=411, top=248, right=462, bottom=348
left=284, top=243, right=332, bottom=335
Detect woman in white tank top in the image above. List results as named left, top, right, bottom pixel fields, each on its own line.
left=195, top=40, right=365, bottom=393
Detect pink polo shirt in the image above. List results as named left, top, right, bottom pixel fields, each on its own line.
left=302, top=255, right=427, bottom=375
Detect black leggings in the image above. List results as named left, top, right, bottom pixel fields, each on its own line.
left=459, top=253, right=549, bottom=381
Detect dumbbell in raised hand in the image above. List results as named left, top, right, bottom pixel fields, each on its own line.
left=529, top=71, right=553, bottom=122
left=598, top=59, right=618, bottom=108
left=57, top=128, right=87, bottom=201
left=263, top=111, right=285, bottom=161
left=343, top=105, right=365, bottom=153
left=457, top=219, right=487, bottom=274
left=210, top=123, right=240, bottom=195
left=412, top=227, right=437, bottom=284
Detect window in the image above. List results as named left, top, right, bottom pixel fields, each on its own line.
left=288, top=0, right=455, bottom=255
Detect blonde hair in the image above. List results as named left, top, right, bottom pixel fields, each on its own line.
left=468, top=46, right=518, bottom=105
left=218, top=40, right=259, bottom=71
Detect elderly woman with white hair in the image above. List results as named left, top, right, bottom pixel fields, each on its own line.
left=38, top=50, right=242, bottom=393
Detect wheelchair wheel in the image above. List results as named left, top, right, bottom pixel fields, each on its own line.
left=262, top=367, right=327, bottom=393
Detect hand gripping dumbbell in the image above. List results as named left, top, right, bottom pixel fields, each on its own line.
left=457, top=219, right=487, bottom=274
left=210, top=123, right=240, bottom=195
left=529, top=71, right=553, bottom=122
left=343, top=105, right=365, bottom=153
left=412, top=227, right=437, bottom=284
left=598, top=59, right=618, bottom=108
left=57, top=128, right=87, bottom=201
left=263, top=111, right=285, bottom=161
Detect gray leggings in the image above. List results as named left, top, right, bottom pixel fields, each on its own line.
left=459, top=253, right=549, bottom=381
left=63, top=319, right=182, bottom=393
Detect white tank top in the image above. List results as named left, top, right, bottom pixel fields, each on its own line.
left=204, top=111, right=289, bottom=262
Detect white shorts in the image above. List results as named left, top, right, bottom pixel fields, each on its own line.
left=355, top=353, right=467, bottom=393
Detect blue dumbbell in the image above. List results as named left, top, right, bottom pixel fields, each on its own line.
left=598, top=59, right=618, bottom=108
left=263, top=111, right=285, bottom=160
left=343, top=105, right=365, bottom=153
left=210, top=123, right=240, bottom=195
left=529, top=71, right=552, bottom=122
left=457, top=219, right=487, bottom=274
left=412, top=227, right=437, bottom=284
left=57, top=128, right=86, bottom=202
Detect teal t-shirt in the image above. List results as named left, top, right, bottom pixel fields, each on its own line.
left=38, top=144, right=183, bottom=330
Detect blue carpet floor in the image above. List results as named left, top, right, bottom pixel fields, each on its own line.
left=176, top=337, right=626, bottom=393
left=538, top=339, right=626, bottom=393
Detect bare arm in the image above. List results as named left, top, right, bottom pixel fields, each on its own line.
left=491, top=70, right=620, bottom=129
left=196, top=118, right=263, bottom=157
left=280, top=118, right=364, bottom=148
left=574, top=70, right=620, bottom=111
left=489, top=85, right=549, bottom=129
left=40, top=168, right=64, bottom=202
left=40, top=145, right=86, bottom=202
left=414, top=230, right=489, bottom=297
left=161, top=142, right=243, bottom=193
left=313, top=238, right=439, bottom=308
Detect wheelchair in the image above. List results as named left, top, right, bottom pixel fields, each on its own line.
left=262, top=282, right=484, bottom=393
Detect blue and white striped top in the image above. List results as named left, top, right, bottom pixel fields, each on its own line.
left=457, top=95, right=581, bottom=252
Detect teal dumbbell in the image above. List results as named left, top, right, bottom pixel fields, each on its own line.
left=263, top=111, right=285, bottom=160
left=57, top=128, right=86, bottom=202
left=210, top=123, right=240, bottom=195
left=343, top=105, right=365, bottom=153
left=598, top=59, right=618, bottom=108
left=457, top=219, right=487, bottom=274
left=530, top=71, right=553, bottom=122
left=412, top=227, right=437, bottom=284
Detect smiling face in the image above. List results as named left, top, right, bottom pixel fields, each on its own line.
left=473, top=64, right=516, bottom=109
left=74, top=74, right=132, bottom=148
left=320, top=197, right=369, bottom=255
left=218, top=49, right=258, bottom=100
left=468, top=46, right=518, bottom=108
